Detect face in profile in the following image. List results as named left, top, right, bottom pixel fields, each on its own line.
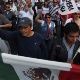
left=65, top=32, right=79, bottom=45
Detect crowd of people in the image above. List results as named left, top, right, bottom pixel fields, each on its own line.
left=0, top=0, right=80, bottom=65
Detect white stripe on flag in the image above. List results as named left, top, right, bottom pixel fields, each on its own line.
left=58, top=0, right=79, bottom=15
left=1, top=53, right=71, bottom=71
left=1, top=53, right=80, bottom=80
left=2, top=53, right=75, bottom=80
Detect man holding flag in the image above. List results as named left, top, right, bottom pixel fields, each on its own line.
left=50, top=22, right=80, bottom=64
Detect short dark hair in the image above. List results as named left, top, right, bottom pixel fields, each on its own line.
left=64, top=22, right=80, bottom=35
left=45, top=13, right=51, bottom=18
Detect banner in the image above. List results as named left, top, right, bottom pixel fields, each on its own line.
left=58, top=0, right=79, bottom=15
left=1, top=53, right=80, bottom=80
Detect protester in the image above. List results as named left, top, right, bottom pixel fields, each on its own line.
left=42, top=0, right=49, bottom=15
left=50, top=22, right=80, bottom=64
left=18, top=0, right=34, bottom=30
left=0, top=8, right=12, bottom=53
left=48, top=0, right=62, bottom=39
left=3, top=3, right=17, bottom=30
left=35, top=13, right=56, bottom=54
left=0, top=9, right=12, bottom=29
left=48, top=0, right=60, bottom=22
left=0, top=17, right=48, bottom=59
left=18, top=0, right=34, bottom=20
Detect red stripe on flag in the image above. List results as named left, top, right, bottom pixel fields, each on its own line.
left=71, top=64, right=80, bottom=73
left=59, top=64, right=80, bottom=80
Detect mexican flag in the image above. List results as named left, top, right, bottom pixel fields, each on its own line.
left=0, top=53, right=80, bottom=80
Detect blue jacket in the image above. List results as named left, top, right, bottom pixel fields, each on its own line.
left=39, top=21, right=55, bottom=40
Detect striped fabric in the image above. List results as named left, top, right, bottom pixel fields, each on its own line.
left=49, top=2, right=59, bottom=16
left=48, top=2, right=59, bottom=20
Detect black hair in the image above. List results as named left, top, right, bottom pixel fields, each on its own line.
left=45, top=13, right=51, bottom=18
left=64, top=22, right=80, bottom=35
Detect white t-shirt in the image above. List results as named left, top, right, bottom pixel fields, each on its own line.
left=18, top=9, right=34, bottom=29
left=18, top=8, right=34, bottom=21
left=42, top=7, right=49, bottom=15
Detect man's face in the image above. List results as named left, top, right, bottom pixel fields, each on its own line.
left=25, top=0, right=32, bottom=7
left=65, top=32, right=79, bottom=45
left=19, top=26, right=32, bottom=37
left=45, top=15, right=51, bottom=23
left=5, top=4, right=11, bottom=11
left=53, top=0, right=59, bottom=5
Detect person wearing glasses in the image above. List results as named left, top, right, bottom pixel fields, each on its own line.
left=35, top=13, right=56, bottom=55
left=0, top=8, right=12, bottom=28
left=3, top=3, right=17, bottom=30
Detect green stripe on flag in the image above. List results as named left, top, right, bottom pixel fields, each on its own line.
left=0, top=53, right=19, bottom=80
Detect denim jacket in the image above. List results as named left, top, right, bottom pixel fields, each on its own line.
left=40, top=21, right=55, bottom=40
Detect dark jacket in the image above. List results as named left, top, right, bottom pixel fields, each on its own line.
left=0, top=29, right=48, bottom=60
left=50, top=38, right=80, bottom=64
left=3, top=11, right=17, bottom=29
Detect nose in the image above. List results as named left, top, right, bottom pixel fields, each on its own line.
left=73, top=36, right=78, bottom=42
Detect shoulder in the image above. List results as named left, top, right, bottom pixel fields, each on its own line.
left=51, top=21, right=55, bottom=27
left=75, top=40, right=80, bottom=46
left=34, top=32, right=44, bottom=40
left=34, top=32, right=43, bottom=37
left=0, top=14, right=10, bottom=22
left=0, top=14, right=5, bottom=18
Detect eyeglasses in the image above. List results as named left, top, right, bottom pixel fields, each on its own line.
left=6, top=6, right=10, bottom=8
left=75, top=15, right=80, bottom=18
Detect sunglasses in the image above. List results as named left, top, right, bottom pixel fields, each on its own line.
left=6, top=6, right=10, bottom=8
left=75, top=15, right=80, bottom=18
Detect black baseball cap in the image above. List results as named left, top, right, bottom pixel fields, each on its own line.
left=18, top=17, right=32, bottom=29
